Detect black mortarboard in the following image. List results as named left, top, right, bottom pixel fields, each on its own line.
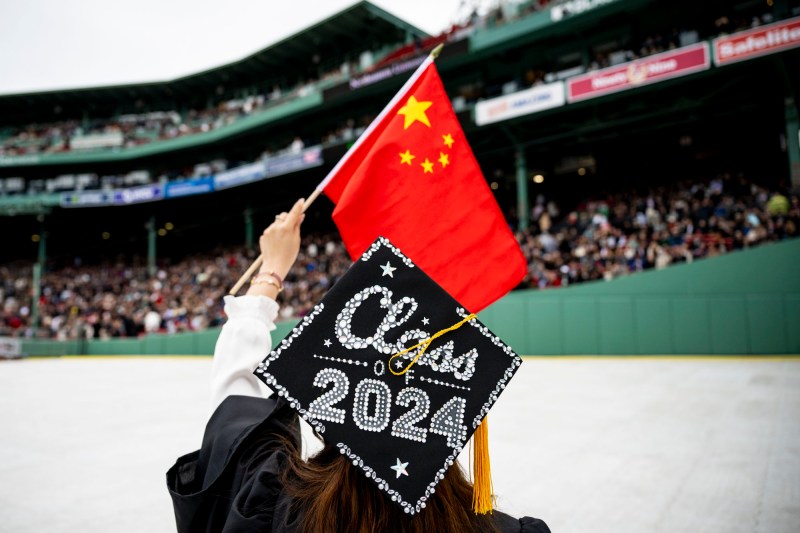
left=255, top=237, right=522, bottom=515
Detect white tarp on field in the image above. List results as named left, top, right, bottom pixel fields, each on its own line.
left=1, top=357, right=798, bottom=533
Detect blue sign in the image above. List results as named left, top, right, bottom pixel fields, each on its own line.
left=267, top=147, right=323, bottom=177
left=164, top=176, right=214, bottom=199
left=61, top=190, right=115, bottom=208
left=52, top=144, right=323, bottom=208
left=113, top=185, right=163, bottom=205
left=214, top=162, right=268, bottom=191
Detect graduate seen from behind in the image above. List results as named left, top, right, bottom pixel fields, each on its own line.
left=167, top=198, right=551, bottom=532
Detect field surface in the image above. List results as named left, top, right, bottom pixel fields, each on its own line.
left=1, top=356, right=798, bottom=533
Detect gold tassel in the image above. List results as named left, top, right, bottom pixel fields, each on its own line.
left=471, top=415, right=494, bottom=514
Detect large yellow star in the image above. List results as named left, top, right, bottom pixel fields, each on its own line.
left=399, top=149, right=415, bottom=165
left=438, top=152, right=450, bottom=168
left=442, top=133, right=454, bottom=148
left=421, top=158, right=434, bottom=173
left=397, top=95, right=432, bottom=129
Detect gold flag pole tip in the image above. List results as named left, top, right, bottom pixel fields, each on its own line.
left=431, top=43, right=444, bottom=59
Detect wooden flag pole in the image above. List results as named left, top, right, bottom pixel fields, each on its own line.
left=228, top=188, right=323, bottom=295
left=229, top=43, right=445, bottom=296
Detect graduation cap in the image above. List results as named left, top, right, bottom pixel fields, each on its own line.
left=254, top=236, right=522, bottom=515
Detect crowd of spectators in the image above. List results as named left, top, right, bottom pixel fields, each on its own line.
left=517, top=174, right=798, bottom=288
left=1, top=173, right=797, bottom=339
left=0, top=234, right=350, bottom=340
left=0, top=88, right=316, bottom=159
left=1, top=2, right=798, bottom=338
left=1, top=112, right=375, bottom=196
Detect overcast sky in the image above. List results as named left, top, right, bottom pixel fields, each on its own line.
left=0, top=0, right=469, bottom=96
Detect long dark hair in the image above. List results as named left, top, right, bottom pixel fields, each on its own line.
left=279, top=436, right=498, bottom=533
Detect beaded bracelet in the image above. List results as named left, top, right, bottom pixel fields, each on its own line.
left=251, top=271, right=284, bottom=293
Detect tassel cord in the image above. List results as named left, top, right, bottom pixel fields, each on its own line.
left=388, top=313, right=477, bottom=375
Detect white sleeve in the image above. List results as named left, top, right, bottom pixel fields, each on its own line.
left=210, top=294, right=279, bottom=411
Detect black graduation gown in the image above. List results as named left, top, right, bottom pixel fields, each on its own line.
left=166, top=395, right=550, bottom=533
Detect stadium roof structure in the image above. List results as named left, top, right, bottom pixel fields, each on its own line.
left=1, top=0, right=798, bottom=241
left=3, top=0, right=798, bottom=197
left=0, top=1, right=428, bottom=124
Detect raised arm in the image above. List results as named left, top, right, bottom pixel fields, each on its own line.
left=210, top=199, right=305, bottom=410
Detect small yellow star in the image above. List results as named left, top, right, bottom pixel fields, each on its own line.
left=421, top=158, right=434, bottom=173
left=397, top=95, right=432, bottom=129
left=399, top=149, right=415, bottom=165
left=438, top=152, right=450, bottom=168
left=442, top=133, right=454, bottom=148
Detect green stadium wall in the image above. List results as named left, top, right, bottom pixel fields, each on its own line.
left=480, top=238, right=800, bottom=355
left=21, top=239, right=800, bottom=357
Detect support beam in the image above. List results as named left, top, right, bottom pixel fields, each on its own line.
left=32, top=221, right=46, bottom=329
left=37, top=224, right=47, bottom=267
left=146, top=216, right=156, bottom=277
left=501, top=127, right=530, bottom=232
left=515, top=150, right=529, bottom=231
left=31, top=264, right=41, bottom=330
left=786, top=98, right=800, bottom=191
left=244, top=207, right=254, bottom=249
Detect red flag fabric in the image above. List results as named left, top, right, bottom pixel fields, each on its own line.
left=321, top=61, right=526, bottom=312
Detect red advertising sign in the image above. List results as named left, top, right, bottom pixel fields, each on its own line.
left=567, top=43, right=710, bottom=102
left=714, top=16, right=800, bottom=66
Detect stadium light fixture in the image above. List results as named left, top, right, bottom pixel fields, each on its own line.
left=31, top=234, right=40, bottom=243
left=165, top=222, right=174, bottom=230
left=533, top=174, right=544, bottom=184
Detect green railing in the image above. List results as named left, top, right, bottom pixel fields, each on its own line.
left=0, top=92, right=322, bottom=168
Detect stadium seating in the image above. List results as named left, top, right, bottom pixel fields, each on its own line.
left=2, top=0, right=799, bottom=342
left=2, top=174, right=796, bottom=339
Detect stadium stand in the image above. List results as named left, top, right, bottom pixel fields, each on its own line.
left=2, top=173, right=797, bottom=339
left=1, top=2, right=797, bottom=185
left=0, top=0, right=568, bottom=160
left=2, top=0, right=799, bottom=342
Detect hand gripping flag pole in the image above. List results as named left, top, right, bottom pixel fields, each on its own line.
left=228, top=188, right=323, bottom=296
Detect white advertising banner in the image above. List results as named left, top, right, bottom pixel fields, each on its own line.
left=550, top=0, right=618, bottom=22
left=475, top=82, right=565, bottom=126
left=0, top=337, right=22, bottom=358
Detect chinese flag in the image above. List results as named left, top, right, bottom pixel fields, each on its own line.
left=320, top=61, right=525, bottom=312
